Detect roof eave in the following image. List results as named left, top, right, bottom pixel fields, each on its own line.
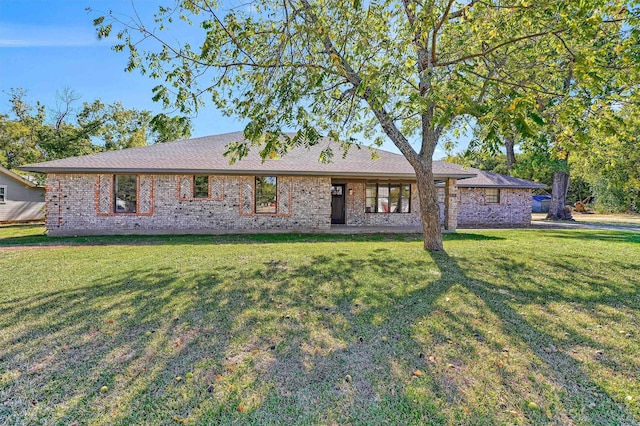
left=1, top=166, right=39, bottom=187
left=19, top=166, right=476, bottom=180
left=457, top=184, right=547, bottom=189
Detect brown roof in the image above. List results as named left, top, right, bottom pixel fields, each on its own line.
left=20, top=132, right=476, bottom=180
left=438, top=167, right=546, bottom=189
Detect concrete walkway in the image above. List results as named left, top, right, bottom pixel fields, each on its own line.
left=325, top=221, right=640, bottom=234
left=530, top=220, right=640, bottom=233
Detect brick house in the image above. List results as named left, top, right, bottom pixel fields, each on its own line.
left=21, top=132, right=544, bottom=236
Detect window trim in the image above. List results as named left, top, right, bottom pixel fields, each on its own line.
left=255, top=176, right=278, bottom=214
left=485, top=188, right=500, bottom=203
left=365, top=182, right=411, bottom=213
left=113, top=175, right=138, bottom=214
left=193, top=175, right=210, bottom=199
left=0, top=185, right=6, bottom=203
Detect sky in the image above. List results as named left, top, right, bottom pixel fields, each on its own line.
left=0, top=0, right=463, bottom=156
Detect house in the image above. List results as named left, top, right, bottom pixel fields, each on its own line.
left=0, top=165, right=45, bottom=223
left=437, top=168, right=547, bottom=227
left=20, top=132, right=544, bottom=236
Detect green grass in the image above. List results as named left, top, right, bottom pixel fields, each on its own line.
left=1, top=226, right=639, bottom=425
left=532, top=213, right=640, bottom=229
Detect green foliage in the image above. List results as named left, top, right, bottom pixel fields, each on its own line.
left=571, top=102, right=640, bottom=212
left=0, top=89, right=192, bottom=169
left=92, top=0, right=638, bottom=247
left=464, top=1, right=639, bottom=214
left=149, top=113, right=192, bottom=143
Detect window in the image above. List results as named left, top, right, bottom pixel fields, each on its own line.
left=255, top=176, right=277, bottom=214
left=0, top=186, right=5, bottom=203
left=437, top=187, right=445, bottom=203
left=194, top=175, right=209, bottom=198
left=114, top=175, right=137, bottom=213
left=486, top=188, right=500, bottom=203
left=366, top=183, right=411, bottom=213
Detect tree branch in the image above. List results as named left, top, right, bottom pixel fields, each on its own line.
left=437, top=28, right=567, bottom=67
left=295, top=0, right=420, bottom=163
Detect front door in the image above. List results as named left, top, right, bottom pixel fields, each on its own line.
left=331, top=184, right=346, bottom=224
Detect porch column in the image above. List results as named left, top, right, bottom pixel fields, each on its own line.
left=444, top=178, right=458, bottom=231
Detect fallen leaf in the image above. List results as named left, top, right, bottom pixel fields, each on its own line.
left=216, top=374, right=222, bottom=380
left=412, top=369, right=423, bottom=377
left=173, top=415, right=188, bottom=423
left=252, top=349, right=259, bottom=354
left=237, top=405, right=244, bottom=412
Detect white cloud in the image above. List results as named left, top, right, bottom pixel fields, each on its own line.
left=0, top=23, right=101, bottom=47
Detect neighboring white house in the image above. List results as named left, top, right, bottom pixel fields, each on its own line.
left=0, top=166, right=45, bottom=223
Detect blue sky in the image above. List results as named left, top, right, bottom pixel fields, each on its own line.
left=0, top=0, right=462, bottom=156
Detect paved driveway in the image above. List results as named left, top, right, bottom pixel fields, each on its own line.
left=530, top=220, right=640, bottom=233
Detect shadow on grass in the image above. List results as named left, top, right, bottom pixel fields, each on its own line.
left=0, top=241, right=637, bottom=424
left=0, top=229, right=505, bottom=249
left=429, top=253, right=638, bottom=424
left=536, top=230, right=640, bottom=243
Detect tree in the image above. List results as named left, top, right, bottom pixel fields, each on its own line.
left=0, top=89, right=192, bottom=169
left=94, top=0, right=637, bottom=250
left=149, top=113, right=192, bottom=143
left=465, top=3, right=638, bottom=220
left=0, top=89, right=47, bottom=169
left=572, top=102, right=640, bottom=212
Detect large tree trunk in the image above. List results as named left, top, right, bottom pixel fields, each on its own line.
left=414, top=158, right=443, bottom=251
left=505, top=135, right=516, bottom=175
left=546, top=170, right=572, bottom=220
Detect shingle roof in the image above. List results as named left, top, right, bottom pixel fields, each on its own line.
left=450, top=167, right=547, bottom=189
left=19, top=132, right=475, bottom=180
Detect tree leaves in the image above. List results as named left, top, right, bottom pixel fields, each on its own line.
left=0, top=89, right=192, bottom=169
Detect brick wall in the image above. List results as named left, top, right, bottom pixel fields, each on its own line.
left=44, top=174, right=532, bottom=235
left=438, top=187, right=532, bottom=227
left=343, top=182, right=422, bottom=227
left=46, top=174, right=331, bottom=235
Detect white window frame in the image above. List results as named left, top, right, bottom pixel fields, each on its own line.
left=0, top=185, right=6, bottom=203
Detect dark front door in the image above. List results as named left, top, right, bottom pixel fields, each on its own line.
left=331, top=184, right=346, bottom=224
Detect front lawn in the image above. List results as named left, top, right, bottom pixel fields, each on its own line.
left=1, top=227, right=638, bottom=425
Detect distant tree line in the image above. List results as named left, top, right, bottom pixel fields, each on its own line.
left=0, top=88, right=192, bottom=172
left=444, top=101, right=640, bottom=214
